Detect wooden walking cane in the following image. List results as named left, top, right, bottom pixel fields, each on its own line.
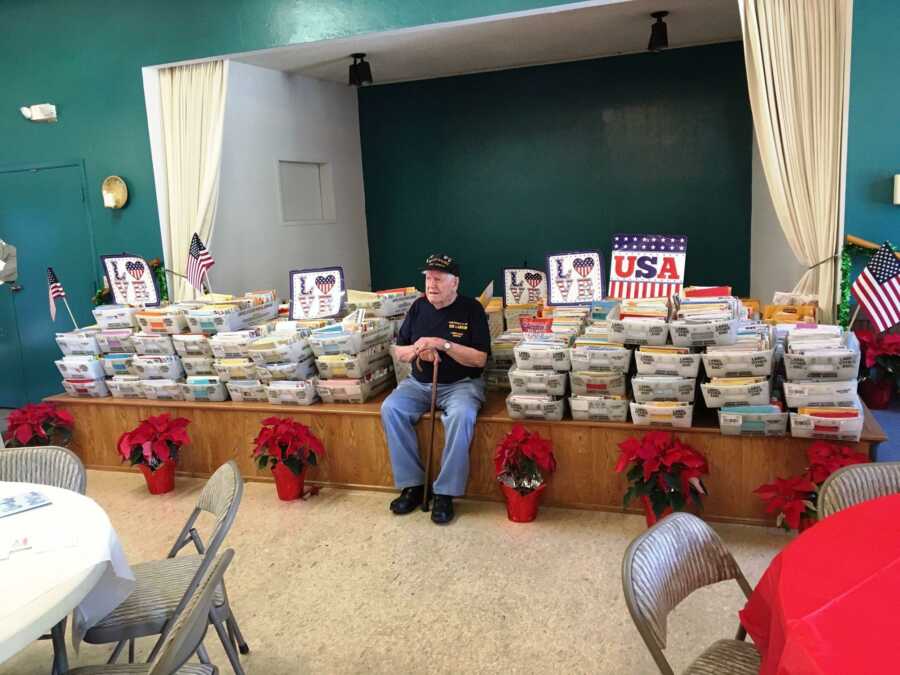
left=416, top=348, right=441, bottom=512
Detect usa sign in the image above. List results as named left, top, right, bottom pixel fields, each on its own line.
left=607, top=234, right=688, bottom=299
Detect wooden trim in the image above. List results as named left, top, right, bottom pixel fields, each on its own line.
left=48, top=392, right=886, bottom=526
left=847, top=234, right=900, bottom=260
left=44, top=391, right=887, bottom=442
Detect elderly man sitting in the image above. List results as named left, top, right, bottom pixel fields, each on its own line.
left=381, top=254, right=491, bottom=524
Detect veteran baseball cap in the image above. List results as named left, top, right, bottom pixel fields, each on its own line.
left=421, top=253, right=459, bottom=276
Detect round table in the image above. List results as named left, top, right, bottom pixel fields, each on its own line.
left=0, top=481, right=135, bottom=668
left=740, top=493, right=900, bottom=674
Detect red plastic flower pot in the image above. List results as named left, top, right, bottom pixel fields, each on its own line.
left=858, top=378, right=894, bottom=410
left=640, top=495, right=673, bottom=528
left=138, top=462, right=175, bottom=495
left=272, top=461, right=305, bottom=501
left=500, top=483, right=546, bottom=523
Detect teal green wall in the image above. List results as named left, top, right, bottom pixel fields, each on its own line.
left=359, top=42, right=753, bottom=297
left=845, top=0, right=900, bottom=245
left=0, top=0, right=572, bottom=264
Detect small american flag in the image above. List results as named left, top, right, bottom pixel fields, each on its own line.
left=186, top=233, right=214, bottom=292
left=47, top=267, right=65, bottom=321
left=851, top=241, right=900, bottom=332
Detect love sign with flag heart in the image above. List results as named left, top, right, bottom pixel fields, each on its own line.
left=290, top=267, right=344, bottom=319
left=100, top=254, right=160, bottom=306
left=545, top=251, right=604, bottom=306
left=503, top=268, right=547, bottom=306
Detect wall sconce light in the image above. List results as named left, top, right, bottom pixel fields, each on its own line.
left=894, top=175, right=900, bottom=205
left=20, top=103, right=57, bottom=123
left=348, top=53, right=373, bottom=87
left=102, top=176, right=128, bottom=209
left=648, top=11, right=669, bottom=52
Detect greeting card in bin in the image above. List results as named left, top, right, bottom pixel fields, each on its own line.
left=100, top=254, right=160, bottom=306
left=289, top=266, right=344, bottom=320
left=503, top=268, right=547, bottom=306
left=545, top=251, right=604, bottom=306
left=0, top=491, right=51, bottom=519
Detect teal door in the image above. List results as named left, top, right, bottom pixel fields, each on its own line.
left=0, top=163, right=97, bottom=406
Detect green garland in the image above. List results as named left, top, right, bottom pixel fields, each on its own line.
left=840, top=241, right=895, bottom=328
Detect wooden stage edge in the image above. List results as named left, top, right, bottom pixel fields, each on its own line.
left=47, top=392, right=887, bottom=527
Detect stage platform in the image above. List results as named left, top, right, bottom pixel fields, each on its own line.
left=47, top=392, right=887, bottom=526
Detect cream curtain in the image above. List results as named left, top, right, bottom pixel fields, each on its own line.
left=159, top=60, right=229, bottom=301
left=738, top=0, right=853, bottom=322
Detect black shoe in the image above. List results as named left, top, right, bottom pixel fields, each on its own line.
left=390, top=486, right=425, bottom=514
left=431, top=494, right=454, bottom=525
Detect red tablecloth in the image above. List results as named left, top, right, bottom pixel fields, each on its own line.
left=740, top=493, right=900, bottom=675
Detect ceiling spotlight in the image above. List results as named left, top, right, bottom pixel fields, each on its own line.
left=348, top=53, right=373, bottom=87
left=648, top=11, right=669, bottom=52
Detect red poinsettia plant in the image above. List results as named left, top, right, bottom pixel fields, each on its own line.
left=3, top=402, right=74, bottom=448
left=117, top=414, right=191, bottom=471
left=494, top=424, right=557, bottom=495
left=855, top=329, right=900, bottom=377
left=754, top=440, right=869, bottom=531
left=252, top=417, right=324, bottom=476
left=615, top=431, right=708, bottom=520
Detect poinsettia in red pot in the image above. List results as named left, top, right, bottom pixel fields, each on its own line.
left=117, top=414, right=191, bottom=494
left=494, top=424, right=557, bottom=522
left=755, top=440, right=868, bottom=531
left=615, top=431, right=709, bottom=527
left=3, top=402, right=74, bottom=448
left=252, top=417, right=324, bottom=501
left=855, top=329, right=900, bottom=409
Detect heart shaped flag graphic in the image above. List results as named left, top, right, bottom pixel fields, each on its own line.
left=315, top=274, right=336, bottom=294
left=125, top=261, right=145, bottom=280
left=524, top=272, right=543, bottom=288
left=572, top=257, right=594, bottom=278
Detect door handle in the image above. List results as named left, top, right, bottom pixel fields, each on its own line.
left=9, top=283, right=22, bottom=292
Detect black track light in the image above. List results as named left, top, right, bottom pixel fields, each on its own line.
left=348, top=53, right=373, bottom=87
left=648, top=11, right=669, bottom=52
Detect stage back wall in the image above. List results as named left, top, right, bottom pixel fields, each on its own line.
left=359, top=41, right=752, bottom=296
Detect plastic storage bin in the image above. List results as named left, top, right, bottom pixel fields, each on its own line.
left=508, top=366, right=568, bottom=396
left=247, top=334, right=311, bottom=365
left=256, top=356, right=318, bottom=383
left=130, top=333, right=176, bottom=356
left=55, top=356, right=105, bottom=380
left=266, top=379, right=320, bottom=406
left=92, top=305, right=138, bottom=330
left=62, top=378, right=109, bottom=398
left=513, top=343, right=571, bottom=372
left=172, top=334, right=213, bottom=357
left=700, top=379, right=771, bottom=408
left=181, top=356, right=215, bottom=376
left=783, top=380, right=859, bottom=409
left=718, top=409, right=788, bottom=436
left=630, top=402, right=694, bottom=428
left=100, top=354, right=134, bottom=377
left=315, top=366, right=394, bottom=403
left=225, top=380, right=269, bottom=402
left=669, top=319, right=738, bottom=347
left=140, top=379, right=184, bottom=401
left=131, top=355, right=184, bottom=379
left=55, top=331, right=101, bottom=356
left=308, top=319, right=392, bottom=356
left=569, top=371, right=626, bottom=397
left=701, top=349, right=774, bottom=378
left=505, top=394, right=565, bottom=421
left=634, top=351, right=702, bottom=378
left=569, top=395, right=628, bottom=422
left=180, top=377, right=228, bottom=402
left=212, top=358, right=257, bottom=382
left=568, top=346, right=632, bottom=373
left=315, top=341, right=392, bottom=379
left=107, top=375, right=143, bottom=399
left=632, top=376, right=696, bottom=403
left=96, top=330, right=135, bottom=354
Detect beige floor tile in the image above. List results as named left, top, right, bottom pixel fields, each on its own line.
left=1, top=470, right=789, bottom=674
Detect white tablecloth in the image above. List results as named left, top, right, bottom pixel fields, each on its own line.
left=0, top=481, right=135, bottom=664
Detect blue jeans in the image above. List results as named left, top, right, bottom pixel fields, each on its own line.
left=380, top=376, right=486, bottom=497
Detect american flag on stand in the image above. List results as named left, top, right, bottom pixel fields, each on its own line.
left=851, top=241, right=900, bottom=332
left=186, top=233, right=214, bottom=292
left=47, top=267, right=65, bottom=321
left=608, top=234, right=687, bottom=299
